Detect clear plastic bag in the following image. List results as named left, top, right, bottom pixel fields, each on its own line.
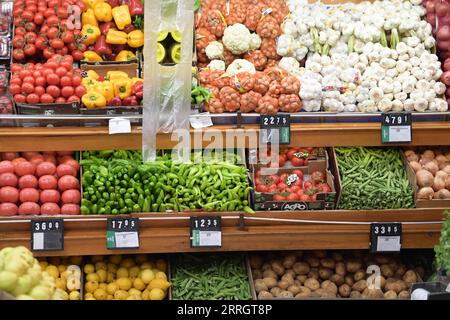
left=142, top=0, right=195, bottom=162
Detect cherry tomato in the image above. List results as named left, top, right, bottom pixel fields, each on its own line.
left=71, top=50, right=84, bottom=61
left=40, top=25, right=49, bottom=35
left=46, top=73, right=60, bottom=86
left=24, top=32, right=37, bottom=43
left=43, top=48, right=55, bottom=59
left=14, top=94, right=27, bottom=103
left=46, top=15, right=59, bottom=27
left=13, top=36, right=24, bottom=48
left=44, top=8, right=56, bottom=18
left=56, top=47, right=69, bottom=55
left=13, top=49, right=25, bottom=61
left=34, top=37, right=47, bottom=50
left=26, top=93, right=40, bottom=104
left=291, top=157, right=304, bottom=167
left=23, top=44, right=36, bottom=56
left=21, top=82, right=34, bottom=94
left=48, top=0, right=61, bottom=8
left=74, top=85, right=86, bottom=98
left=28, top=4, right=37, bottom=12
left=299, top=194, right=310, bottom=202
left=40, top=94, right=54, bottom=104
left=71, top=74, right=81, bottom=86
left=15, top=27, right=26, bottom=37
left=56, top=7, right=68, bottom=18
left=9, top=84, right=22, bottom=95
left=60, top=76, right=72, bottom=87
left=67, top=95, right=80, bottom=103
left=60, top=31, right=74, bottom=44
left=273, top=194, right=286, bottom=201
left=21, top=10, right=34, bottom=21
left=47, top=27, right=59, bottom=39
left=46, top=85, right=61, bottom=98
left=13, top=7, right=24, bottom=17
left=24, top=22, right=36, bottom=32
left=33, top=12, right=44, bottom=25
left=51, top=39, right=65, bottom=50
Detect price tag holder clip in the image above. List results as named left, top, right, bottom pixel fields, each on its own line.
left=381, top=112, right=412, bottom=144
left=370, top=222, right=402, bottom=253
left=107, top=217, right=140, bottom=249
left=260, top=114, right=291, bottom=145
left=190, top=216, right=222, bottom=248
left=31, top=219, right=64, bottom=252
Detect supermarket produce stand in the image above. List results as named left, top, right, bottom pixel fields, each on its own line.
left=0, top=119, right=446, bottom=256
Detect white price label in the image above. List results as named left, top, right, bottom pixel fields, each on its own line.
left=198, top=231, right=221, bottom=247
left=33, top=232, right=44, bottom=250
left=114, top=232, right=139, bottom=248
left=189, top=112, right=213, bottom=129
left=377, top=236, right=401, bottom=252
left=109, top=118, right=131, bottom=135
left=388, top=126, right=411, bottom=142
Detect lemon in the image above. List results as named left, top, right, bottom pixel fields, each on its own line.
left=57, top=265, right=67, bottom=274
left=85, top=297, right=96, bottom=300
left=117, top=277, right=132, bottom=291
left=93, top=288, right=107, bottom=300
left=170, top=44, right=181, bottom=64
left=140, top=269, right=155, bottom=284
left=157, top=43, right=166, bottom=63
left=141, top=290, right=151, bottom=300
left=140, top=262, right=154, bottom=270
left=84, top=292, right=93, bottom=299
left=114, top=290, right=129, bottom=300
left=91, top=256, right=104, bottom=263
left=45, top=265, right=59, bottom=279
left=171, top=30, right=181, bottom=43
left=108, top=255, right=122, bottom=265
left=116, top=267, right=129, bottom=278
left=129, top=266, right=141, bottom=279
left=148, top=279, right=171, bottom=291
left=85, top=280, right=99, bottom=293
left=86, top=273, right=100, bottom=282
left=120, top=258, right=135, bottom=269
left=158, top=31, right=169, bottom=42
left=106, top=282, right=118, bottom=295
left=107, top=294, right=114, bottom=300
left=107, top=272, right=115, bottom=283
left=69, top=291, right=80, bottom=300
left=133, top=278, right=146, bottom=291
left=96, top=269, right=107, bottom=282
left=155, top=272, right=168, bottom=281
left=55, top=278, right=67, bottom=291
left=107, top=263, right=118, bottom=274
left=69, top=256, right=83, bottom=265
left=149, top=288, right=165, bottom=300
left=84, top=264, right=95, bottom=274
left=128, top=288, right=142, bottom=297
left=99, top=283, right=107, bottom=290
left=95, top=262, right=107, bottom=271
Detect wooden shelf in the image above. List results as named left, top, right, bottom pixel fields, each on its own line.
left=0, top=209, right=443, bottom=256
left=1, top=121, right=450, bottom=151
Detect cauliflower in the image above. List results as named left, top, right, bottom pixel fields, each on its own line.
left=222, top=23, right=252, bottom=55
left=249, top=33, right=262, bottom=51
left=207, top=60, right=226, bottom=71
left=226, top=59, right=256, bottom=75
left=205, top=41, right=224, bottom=60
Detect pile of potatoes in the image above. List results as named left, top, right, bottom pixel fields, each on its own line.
left=250, top=250, right=424, bottom=299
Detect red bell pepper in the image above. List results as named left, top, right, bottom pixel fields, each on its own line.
left=94, top=35, right=112, bottom=56
left=109, top=96, right=122, bottom=106
left=107, top=0, right=120, bottom=8
left=123, top=24, right=136, bottom=34
left=99, top=22, right=116, bottom=36
left=123, top=96, right=139, bottom=106
left=132, top=81, right=143, bottom=100
left=128, top=0, right=144, bottom=16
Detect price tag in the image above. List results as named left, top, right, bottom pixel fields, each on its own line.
left=260, top=114, right=290, bottom=145
left=107, top=218, right=139, bottom=249
left=189, top=112, right=213, bottom=129
left=31, top=219, right=64, bottom=251
left=109, top=118, right=131, bottom=135
left=370, top=223, right=402, bottom=253
left=190, top=216, right=222, bottom=247
left=381, top=112, right=412, bottom=143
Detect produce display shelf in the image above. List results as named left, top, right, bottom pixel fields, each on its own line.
left=0, top=209, right=443, bottom=256
left=2, top=121, right=450, bottom=151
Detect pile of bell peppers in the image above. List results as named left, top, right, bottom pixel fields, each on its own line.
left=81, top=70, right=143, bottom=107
left=80, top=151, right=253, bottom=214
left=81, top=0, right=144, bottom=62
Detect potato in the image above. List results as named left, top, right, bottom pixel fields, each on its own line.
left=263, top=270, right=278, bottom=280
left=366, top=274, right=386, bottom=290
left=258, top=291, right=273, bottom=299
left=374, top=255, right=390, bottom=265
left=295, top=292, right=311, bottom=299
left=252, top=269, right=263, bottom=280
left=304, top=278, right=320, bottom=291
left=254, top=279, right=268, bottom=293
left=287, top=285, right=301, bottom=296
left=270, top=287, right=282, bottom=297
left=321, top=280, right=338, bottom=295
left=384, top=279, right=406, bottom=294
left=271, top=261, right=285, bottom=276
left=331, top=252, right=344, bottom=262
left=335, top=262, right=346, bottom=277
left=320, top=258, right=335, bottom=269
left=384, top=290, right=398, bottom=299
left=308, top=268, right=320, bottom=280
left=262, top=277, right=277, bottom=289
left=352, top=280, right=367, bottom=292
left=284, top=269, right=296, bottom=279
left=338, top=284, right=351, bottom=297
left=346, top=259, right=362, bottom=273
left=389, top=261, right=399, bottom=273
left=350, top=291, right=362, bottom=299
left=395, top=264, right=407, bottom=278
left=249, top=255, right=263, bottom=269
left=381, top=264, right=394, bottom=278
left=294, top=280, right=302, bottom=287
left=353, top=270, right=366, bottom=282
left=306, top=257, right=320, bottom=268
left=281, top=274, right=295, bottom=286
left=315, top=288, right=336, bottom=298
left=397, top=280, right=408, bottom=292
left=296, top=275, right=308, bottom=284
left=282, top=255, right=297, bottom=269
left=319, top=268, right=333, bottom=280
left=329, top=274, right=345, bottom=286
left=403, top=270, right=418, bottom=286
left=345, top=275, right=354, bottom=286
left=278, top=280, right=289, bottom=290
left=278, top=290, right=294, bottom=298
left=362, top=288, right=384, bottom=299
left=398, top=290, right=410, bottom=299
left=293, top=262, right=310, bottom=275
left=309, top=291, right=321, bottom=298
left=313, top=250, right=327, bottom=258
left=261, top=263, right=272, bottom=271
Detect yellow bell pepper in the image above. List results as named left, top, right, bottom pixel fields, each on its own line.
left=83, top=0, right=103, bottom=10
left=112, top=5, right=131, bottom=30
left=83, top=51, right=103, bottom=62
left=115, top=50, right=137, bottom=62
left=87, top=70, right=100, bottom=80
left=105, top=71, right=129, bottom=82
left=127, top=30, right=144, bottom=48
left=82, top=9, right=98, bottom=27
left=113, top=78, right=132, bottom=99
left=106, top=29, right=128, bottom=45
left=131, top=77, right=144, bottom=86
left=81, top=25, right=101, bottom=46
left=96, top=81, right=115, bottom=103
left=82, top=91, right=107, bottom=109
left=94, top=2, right=112, bottom=22
left=82, top=78, right=99, bottom=91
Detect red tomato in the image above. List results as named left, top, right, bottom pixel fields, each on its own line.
left=21, top=10, right=34, bottom=21
left=286, top=193, right=299, bottom=201
left=44, top=8, right=56, bottom=18
left=35, top=37, right=46, bottom=50
left=51, top=39, right=65, bottom=50
left=40, top=93, right=54, bottom=104
left=9, top=84, right=21, bottom=95
left=46, top=15, right=59, bottom=26
left=61, top=86, right=74, bottom=98
left=21, top=82, right=34, bottom=94
left=256, top=184, right=268, bottom=193
left=71, top=50, right=84, bottom=61
left=47, top=26, right=59, bottom=39
left=59, top=60, right=72, bottom=71
left=24, top=32, right=36, bottom=43
left=15, top=27, right=26, bottom=36
left=289, top=185, right=301, bottom=193
left=67, top=95, right=80, bottom=103
left=19, top=69, right=32, bottom=79
left=26, top=93, right=40, bottom=104
left=35, top=76, right=46, bottom=87
left=277, top=182, right=287, bottom=191
left=22, top=76, right=35, bottom=85
left=13, top=49, right=25, bottom=61
left=24, top=22, right=36, bottom=32
left=55, top=66, right=67, bottom=77
left=43, top=48, right=55, bottom=59
left=291, top=157, right=304, bottom=166
left=286, top=148, right=299, bottom=160
left=41, top=68, right=54, bottom=78
left=279, top=153, right=287, bottom=167
left=45, top=61, right=58, bottom=70
left=292, top=170, right=304, bottom=180
left=14, top=94, right=27, bottom=103
left=316, top=182, right=331, bottom=193
left=46, top=73, right=60, bottom=86
left=310, top=171, right=325, bottom=183
left=46, top=85, right=61, bottom=98
left=60, top=76, right=72, bottom=87
left=10, top=77, right=22, bottom=86
left=61, top=30, right=73, bottom=43
left=34, top=12, right=44, bottom=25
left=13, top=35, right=25, bottom=48
left=75, top=85, right=86, bottom=98
left=273, top=194, right=286, bottom=201
left=299, top=194, right=310, bottom=202
left=34, top=86, right=45, bottom=96
left=71, top=74, right=82, bottom=86
left=55, top=97, right=66, bottom=103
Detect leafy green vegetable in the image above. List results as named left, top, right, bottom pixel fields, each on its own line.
left=434, top=210, right=450, bottom=276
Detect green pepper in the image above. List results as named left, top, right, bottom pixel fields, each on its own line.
left=80, top=206, right=90, bottom=215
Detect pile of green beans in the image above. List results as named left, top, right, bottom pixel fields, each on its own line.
left=171, top=254, right=252, bottom=300
left=336, top=147, right=414, bottom=210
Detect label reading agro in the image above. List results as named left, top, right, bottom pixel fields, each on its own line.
left=107, top=218, right=139, bottom=249
left=190, top=216, right=222, bottom=247
left=381, top=112, right=412, bottom=143
left=31, top=219, right=64, bottom=251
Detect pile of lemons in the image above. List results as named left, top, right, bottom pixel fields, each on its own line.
left=83, top=254, right=171, bottom=300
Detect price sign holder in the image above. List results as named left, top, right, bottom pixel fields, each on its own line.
left=31, top=219, right=64, bottom=251
left=260, top=114, right=290, bottom=145
left=381, top=112, right=412, bottom=143
left=190, top=216, right=222, bottom=248
left=370, top=222, right=402, bottom=253
left=107, top=217, right=139, bottom=249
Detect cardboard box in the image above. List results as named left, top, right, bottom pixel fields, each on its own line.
left=80, top=62, right=139, bottom=79
left=14, top=102, right=81, bottom=127
left=80, top=106, right=142, bottom=127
